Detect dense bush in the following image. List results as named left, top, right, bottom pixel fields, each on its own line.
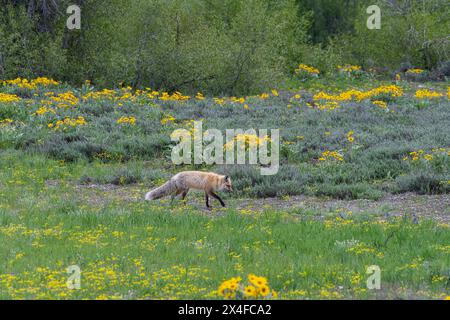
left=337, top=0, right=450, bottom=70
left=0, top=0, right=308, bottom=95
left=395, top=173, right=449, bottom=195
left=296, top=0, right=371, bottom=44
left=0, top=2, right=69, bottom=79
left=314, top=183, right=384, bottom=200
left=221, top=164, right=312, bottom=197
left=2, top=0, right=448, bottom=94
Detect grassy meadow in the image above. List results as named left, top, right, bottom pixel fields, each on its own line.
left=0, top=72, right=449, bottom=299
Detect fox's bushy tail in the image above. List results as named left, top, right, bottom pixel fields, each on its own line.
left=145, top=180, right=176, bottom=200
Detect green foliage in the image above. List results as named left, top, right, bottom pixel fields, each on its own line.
left=222, top=165, right=311, bottom=197
left=1, top=77, right=448, bottom=199
left=314, top=183, right=385, bottom=200
left=95, top=0, right=307, bottom=95
left=79, top=165, right=168, bottom=186
left=296, top=0, right=368, bottom=43
left=1, top=152, right=450, bottom=299
left=337, top=0, right=450, bottom=70
left=0, top=0, right=308, bottom=95
left=0, top=3, right=68, bottom=79
left=395, top=173, right=449, bottom=195
left=1, top=0, right=449, bottom=90
left=295, top=43, right=344, bottom=75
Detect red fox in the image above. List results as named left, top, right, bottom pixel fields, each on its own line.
left=145, top=171, right=232, bottom=209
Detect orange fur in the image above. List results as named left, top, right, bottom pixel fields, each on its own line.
left=145, top=171, right=232, bottom=208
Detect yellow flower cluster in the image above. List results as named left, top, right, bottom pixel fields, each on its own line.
left=259, top=93, right=270, bottom=100
left=160, top=115, right=175, bottom=125
left=338, top=64, right=362, bottom=73
left=286, top=94, right=300, bottom=108
left=76, top=86, right=249, bottom=106
left=211, top=96, right=249, bottom=106
left=319, top=150, right=344, bottom=162
left=347, top=130, right=355, bottom=143
left=217, top=274, right=276, bottom=299
left=0, top=92, right=21, bottom=103
left=350, top=273, right=363, bottom=285
left=48, top=116, right=87, bottom=130
left=396, top=258, right=424, bottom=272
left=196, top=92, right=205, bottom=100
left=314, top=101, right=340, bottom=111
left=213, top=97, right=225, bottom=105
left=82, top=87, right=149, bottom=102
left=224, top=133, right=271, bottom=151
left=231, top=96, right=246, bottom=104
left=314, top=89, right=360, bottom=102
left=372, top=100, right=387, bottom=109
left=0, top=118, right=13, bottom=128
left=403, top=148, right=448, bottom=162
left=48, top=91, right=79, bottom=107
left=295, top=63, right=320, bottom=75
left=116, top=116, right=136, bottom=125
left=39, top=91, right=77, bottom=109
left=324, top=215, right=355, bottom=229
left=218, top=276, right=241, bottom=299
left=244, top=274, right=274, bottom=298
left=414, top=89, right=443, bottom=99
left=83, top=89, right=117, bottom=100
left=314, top=85, right=403, bottom=102
left=160, top=91, right=190, bottom=102
left=346, top=242, right=384, bottom=258
left=432, top=275, right=446, bottom=284
left=434, top=245, right=450, bottom=253
left=360, top=85, right=403, bottom=100
left=406, top=68, right=424, bottom=74
left=34, top=106, right=56, bottom=116
left=2, top=77, right=59, bottom=89
left=32, top=77, right=60, bottom=86
left=117, top=92, right=135, bottom=102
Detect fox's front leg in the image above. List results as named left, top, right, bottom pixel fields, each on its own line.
left=209, top=191, right=226, bottom=207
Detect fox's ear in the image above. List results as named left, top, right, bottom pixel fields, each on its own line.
left=224, top=175, right=229, bottom=181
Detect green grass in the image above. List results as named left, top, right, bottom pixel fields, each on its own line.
left=1, top=78, right=448, bottom=199
left=0, top=77, right=449, bottom=299
left=0, top=153, right=449, bottom=300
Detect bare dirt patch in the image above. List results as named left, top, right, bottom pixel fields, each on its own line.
left=234, top=193, right=449, bottom=222
left=74, top=183, right=449, bottom=222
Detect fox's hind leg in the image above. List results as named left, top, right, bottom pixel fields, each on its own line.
left=181, top=189, right=189, bottom=200
left=205, top=192, right=210, bottom=209
left=177, top=189, right=189, bottom=205
left=171, top=189, right=183, bottom=204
